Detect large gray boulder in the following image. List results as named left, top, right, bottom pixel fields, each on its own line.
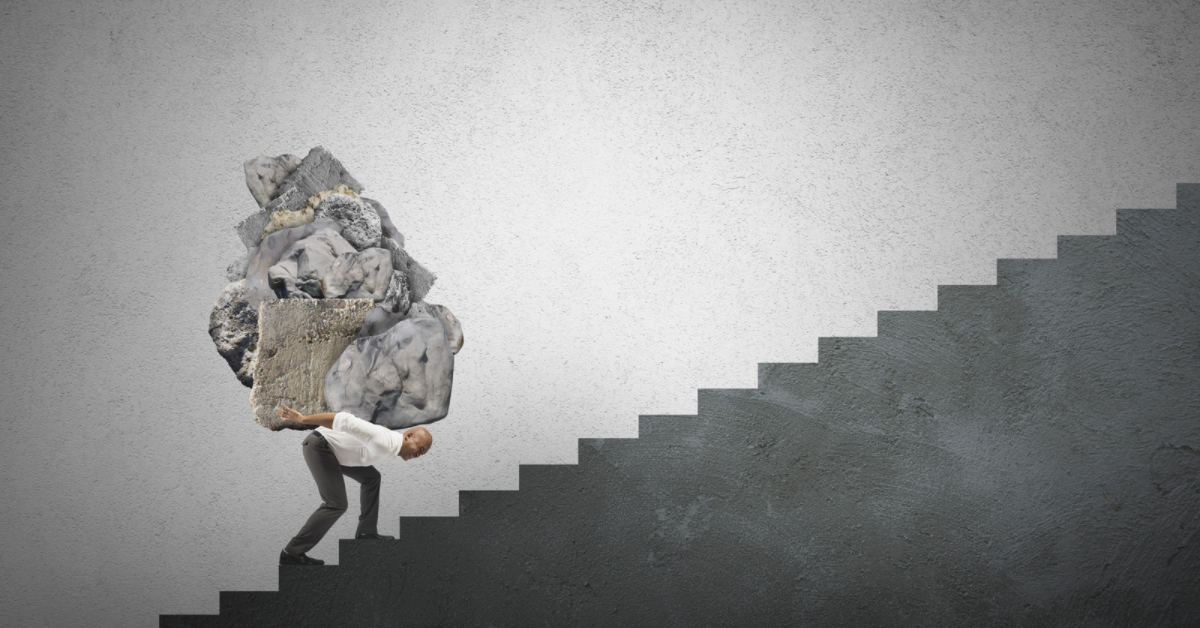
left=236, top=147, right=364, bottom=249
left=245, top=218, right=343, bottom=309
left=267, top=228, right=393, bottom=301
left=355, top=301, right=463, bottom=353
left=325, top=317, right=455, bottom=429
left=314, top=193, right=382, bottom=250
left=208, top=279, right=258, bottom=388
left=243, top=154, right=302, bottom=208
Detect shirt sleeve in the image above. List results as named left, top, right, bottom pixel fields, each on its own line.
left=332, top=412, right=404, bottom=452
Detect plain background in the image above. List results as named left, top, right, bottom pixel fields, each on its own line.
left=1, top=0, right=1197, bottom=626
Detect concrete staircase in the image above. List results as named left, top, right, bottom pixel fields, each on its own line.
left=163, top=184, right=1200, bottom=627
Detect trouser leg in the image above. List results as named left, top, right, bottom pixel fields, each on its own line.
left=340, top=465, right=381, bottom=536
left=284, top=433, right=347, bottom=555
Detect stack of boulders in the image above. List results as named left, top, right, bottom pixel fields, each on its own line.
left=209, top=147, right=463, bottom=431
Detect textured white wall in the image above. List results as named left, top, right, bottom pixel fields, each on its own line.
left=0, top=0, right=1196, bottom=626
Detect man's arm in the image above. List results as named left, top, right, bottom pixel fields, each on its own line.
left=276, top=404, right=336, bottom=428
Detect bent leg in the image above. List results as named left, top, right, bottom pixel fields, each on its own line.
left=340, top=465, right=381, bottom=536
left=284, top=433, right=348, bottom=555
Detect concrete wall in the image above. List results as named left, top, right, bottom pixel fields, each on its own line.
left=1, top=1, right=1197, bottom=626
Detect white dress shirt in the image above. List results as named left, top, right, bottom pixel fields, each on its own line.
left=315, top=412, right=404, bottom=466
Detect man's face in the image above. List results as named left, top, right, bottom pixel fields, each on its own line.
left=399, top=429, right=431, bottom=461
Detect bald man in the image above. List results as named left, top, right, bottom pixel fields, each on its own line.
left=275, top=403, right=433, bottom=566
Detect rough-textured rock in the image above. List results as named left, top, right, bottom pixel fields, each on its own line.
left=259, top=184, right=364, bottom=241
left=236, top=147, right=363, bottom=249
left=326, top=316, right=454, bottom=429
left=381, top=236, right=437, bottom=303
left=208, top=279, right=258, bottom=388
left=361, top=197, right=404, bottom=248
left=355, top=301, right=463, bottom=355
left=245, top=218, right=343, bottom=309
left=224, top=247, right=256, bottom=282
left=266, top=228, right=393, bottom=301
left=314, top=193, right=382, bottom=250
left=379, top=265, right=410, bottom=315
left=243, top=154, right=302, bottom=208
left=250, top=299, right=375, bottom=430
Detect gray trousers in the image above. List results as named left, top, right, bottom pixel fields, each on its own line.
left=284, top=431, right=381, bottom=555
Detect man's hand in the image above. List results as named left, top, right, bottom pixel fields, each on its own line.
left=276, top=403, right=307, bottom=424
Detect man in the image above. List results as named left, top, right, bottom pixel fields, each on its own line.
left=275, top=403, right=433, bottom=566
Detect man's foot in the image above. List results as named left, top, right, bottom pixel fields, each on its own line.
left=355, top=533, right=395, bottom=540
left=280, top=550, right=324, bottom=566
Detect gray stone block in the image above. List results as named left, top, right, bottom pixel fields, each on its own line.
left=208, top=279, right=258, bottom=388
left=250, top=298, right=375, bottom=430
left=325, top=317, right=454, bottom=429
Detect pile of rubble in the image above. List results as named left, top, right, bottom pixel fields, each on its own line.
left=209, top=147, right=463, bottom=431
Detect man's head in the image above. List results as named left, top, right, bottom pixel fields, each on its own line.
left=399, top=426, right=432, bottom=461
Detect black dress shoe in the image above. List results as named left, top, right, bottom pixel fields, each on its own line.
left=280, top=550, right=325, bottom=566
left=355, top=533, right=395, bottom=540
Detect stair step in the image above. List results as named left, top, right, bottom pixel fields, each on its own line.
left=277, top=564, right=344, bottom=595
left=158, top=614, right=220, bottom=628
left=1178, top=183, right=1200, bottom=211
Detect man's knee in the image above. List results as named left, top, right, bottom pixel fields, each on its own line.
left=322, top=498, right=349, bottom=513
left=362, top=468, right=381, bottom=484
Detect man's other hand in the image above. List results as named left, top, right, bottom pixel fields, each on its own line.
left=276, top=403, right=305, bottom=424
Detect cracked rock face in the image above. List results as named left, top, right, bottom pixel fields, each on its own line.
left=325, top=316, right=454, bottom=429
left=250, top=299, right=375, bottom=430
left=267, top=228, right=393, bottom=301
left=314, top=193, right=382, bottom=251
left=209, top=279, right=258, bottom=388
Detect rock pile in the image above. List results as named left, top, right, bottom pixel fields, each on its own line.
left=209, top=146, right=462, bottom=430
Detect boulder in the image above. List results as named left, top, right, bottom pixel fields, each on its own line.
left=245, top=218, right=343, bottom=309
left=250, top=299, right=375, bottom=430
left=266, top=228, right=393, bottom=301
left=361, top=197, right=404, bottom=248
left=259, top=184, right=363, bottom=241
left=314, top=193, right=382, bottom=250
left=380, top=236, right=437, bottom=303
left=209, top=279, right=258, bottom=388
left=236, top=147, right=363, bottom=249
left=243, top=154, right=302, bottom=208
left=325, top=317, right=454, bottom=429
left=356, top=301, right=463, bottom=354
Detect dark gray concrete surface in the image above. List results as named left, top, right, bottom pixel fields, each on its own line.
left=164, top=185, right=1200, bottom=627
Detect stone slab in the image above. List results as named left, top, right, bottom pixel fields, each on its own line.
left=249, top=298, right=374, bottom=431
